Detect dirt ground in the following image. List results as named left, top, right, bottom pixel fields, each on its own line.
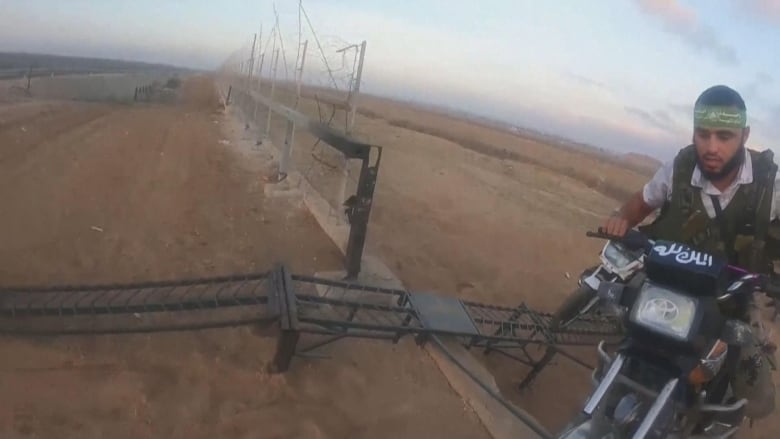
left=0, top=76, right=492, bottom=439
left=246, top=79, right=780, bottom=436
left=346, top=92, right=780, bottom=437
left=344, top=91, right=780, bottom=437
left=2, top=72, right=777, bottom=438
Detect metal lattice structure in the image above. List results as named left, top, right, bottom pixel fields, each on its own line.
left=0, top=273, right=275, bottom=335
left=0, top=264, right=623, bottom=386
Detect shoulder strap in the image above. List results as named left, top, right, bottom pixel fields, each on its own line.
left=751, top=149, right=777, bottom=243
left=710, top=195, right=737, bottom=263
left=742, top=148, right=777, bottom=272
left=671, top=144, right=699, bottom=217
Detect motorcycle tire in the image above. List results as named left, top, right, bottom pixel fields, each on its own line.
left=550, top=283, right=598, bottom=331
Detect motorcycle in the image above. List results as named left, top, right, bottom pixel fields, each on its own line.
left=550, top=233, right=646, bottom=331
left=557, top=228, right=780, bottom=438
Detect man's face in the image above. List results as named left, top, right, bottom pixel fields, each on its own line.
left=693, top=125, right=749, bottom=175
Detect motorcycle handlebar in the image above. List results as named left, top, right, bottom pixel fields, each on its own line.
left=722, top=273, right=780, bottom=302
left=585, top=228, right=780, bottom=299
left=586, top=228, right=652, bottom=251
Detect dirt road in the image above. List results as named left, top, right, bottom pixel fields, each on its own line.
left=0, top=77, right=491, bottom=439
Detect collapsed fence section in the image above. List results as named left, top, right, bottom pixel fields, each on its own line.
left=0, top=272, right=276, bottom=335
left=0, top=264, right=624, bottom=377
left=0, top=265, right=622, bottom=439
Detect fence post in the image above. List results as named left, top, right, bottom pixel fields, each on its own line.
left=278, top=41, right=308, bottom=179
left=346, top=41, right=366, bottom=136
left=344, top=147, right=381, bottom=278
left=336, top=41, right=367, bottom=221
left=252, top=52, right=266, bottom=123
left=246, top=32, right=257, bottom=93
left=264, top=49, right=280, bottom=139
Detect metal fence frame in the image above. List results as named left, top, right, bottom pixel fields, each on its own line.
left=223, top=73, right=382, bottom=279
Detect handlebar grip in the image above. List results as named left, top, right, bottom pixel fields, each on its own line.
left=586, top=229, right=650, bottom=251
left=587, top=228, right=622, bottom=240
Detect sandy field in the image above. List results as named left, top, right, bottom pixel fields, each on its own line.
left=0, top=76, right=492, bottom=439
left=0, top=73, right=777, bottom=438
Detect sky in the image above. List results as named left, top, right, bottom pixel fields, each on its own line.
left=1, top=0, right=780, bottom=161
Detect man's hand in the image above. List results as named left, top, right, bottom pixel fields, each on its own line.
left=603, top=212, right=630, bottom=238
left=601, top=191, right=656, bottom=238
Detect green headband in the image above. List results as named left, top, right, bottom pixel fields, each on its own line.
left=694, top=105, right=747, bottom=128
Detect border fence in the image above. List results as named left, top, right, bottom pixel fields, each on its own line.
left=216, top=3, right=378, bottom=278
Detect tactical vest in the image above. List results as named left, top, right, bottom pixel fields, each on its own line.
left=639, top=144, right=778, bottom=273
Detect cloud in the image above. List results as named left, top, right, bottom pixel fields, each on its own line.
left=635, top=0, right=697, bottom=27
left=634, top=0, right=738, bottom=65
left=669, top=103, right=693, bottom=116
left=739, top=0, right=780, bottom=23
left=563, top=72, right=610, bottom=90
left=746, top=106, right=780, bottom=154
left=742, top=71, right=775, bottom=102
left=757, top=72, right=775, bottom=83
left=625, top=106, right=684, bottom=135
left=759, top=106, right=780, bottom=137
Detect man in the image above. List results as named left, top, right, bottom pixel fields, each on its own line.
left=603, top=84, right=778, bottom=420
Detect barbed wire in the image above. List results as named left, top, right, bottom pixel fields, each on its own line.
left=219, top=1, right=366, bottom=223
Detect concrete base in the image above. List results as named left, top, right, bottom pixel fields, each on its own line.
left=258, top=164, right=350, bottom=255
left=428, top=337, right=551, bottom=439
left=314, top=256, right=406, bottom=306
left=311, top=258, right=547, bottom=438
left=263, top=176, right=304, bottom=200
left=291, top=175, right=349, bottom=255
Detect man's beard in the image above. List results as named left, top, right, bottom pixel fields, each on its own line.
left=696, top=144, right=746, bottom=181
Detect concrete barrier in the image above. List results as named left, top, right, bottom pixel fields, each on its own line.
left=23, top=72, right=173, bottom=102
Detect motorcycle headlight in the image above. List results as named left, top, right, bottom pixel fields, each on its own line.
left=604, top=242, right=634, bottom=269
left=629, top=282, right=698, bottom=341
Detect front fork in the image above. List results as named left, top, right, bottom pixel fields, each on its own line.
left=583, top=343, right=625, bottom=416
left=575, top=267, right=618, bottom=321
left=586, top=342, right=680, bottom=439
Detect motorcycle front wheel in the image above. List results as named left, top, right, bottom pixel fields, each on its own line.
left=550, top=283, right=598, bottom=331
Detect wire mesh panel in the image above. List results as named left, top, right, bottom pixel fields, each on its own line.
left=289, top=275, right=421, bottom=338
left=0, top=272, right=276, bottom=334
left=0, top=262, right=626, bottom=381
left=289, top=276, right=624, bottom=347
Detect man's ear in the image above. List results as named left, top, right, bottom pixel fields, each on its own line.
left=743, top=126, right=751, bottom=144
